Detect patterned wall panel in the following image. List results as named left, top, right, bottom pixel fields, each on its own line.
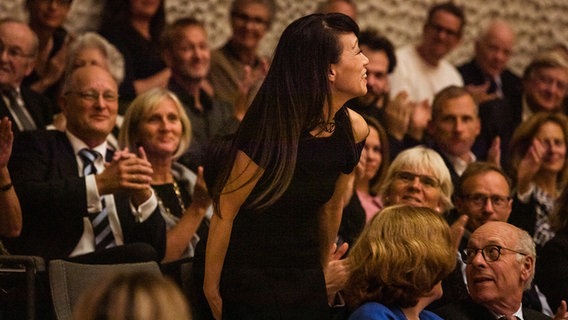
left=1, top=0, right=567, bottom=75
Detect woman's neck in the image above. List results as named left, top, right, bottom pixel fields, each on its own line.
left=149, top=155, right=173, bottom=184
left=534, top=172, right=558, bottom=197
left=131, top=17, right=151, bottom=39
left=355, top=178, right=371, bottom=194
left=30, top=25, right=54, bottom=51
left=401, top=305, right=421, bottom=320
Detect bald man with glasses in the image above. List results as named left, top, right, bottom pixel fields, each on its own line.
left=435, top=221, right=553, bottom=320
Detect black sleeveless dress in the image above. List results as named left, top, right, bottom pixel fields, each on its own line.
left=220, top=107, right=364, bottom=319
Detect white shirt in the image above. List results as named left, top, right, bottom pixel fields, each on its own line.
left=389, top=44, right=464, bottom=105
left=65, top=131, right=157, bottom=257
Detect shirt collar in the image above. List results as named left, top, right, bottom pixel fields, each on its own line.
left=489, top=303, right=524, bottom=320
left=65, top=130, right=109, bottom=159
left=443, top=151, right=477, bottom=176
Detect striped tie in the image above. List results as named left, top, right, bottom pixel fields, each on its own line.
left=79, top=149, right=116, bottom=251
left=3, top=88, right=37, bottom=131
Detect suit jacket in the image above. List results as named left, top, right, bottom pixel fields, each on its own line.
left=458, top=59, right=522, bottom=101
left=472, top=93, right=523, bottom=165
left=435, top=299, right=551, bottom=320
left=0, top=86, right=54, bottom=134
left=6, top=130, right=166, bottom=260
left=429, top=145, right=461, bottom=188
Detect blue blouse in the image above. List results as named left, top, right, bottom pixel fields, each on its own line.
left=349, top=302, right=444, bottom=320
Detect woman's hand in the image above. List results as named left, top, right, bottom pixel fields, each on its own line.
left=204, top=283, right=223, bottom=320
left=192, top=166, right=212, bottom=211
left=517, top=138, right=545, bottom=194
left=324, top=243, right=350, bottom=305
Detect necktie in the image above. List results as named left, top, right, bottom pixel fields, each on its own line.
left=79, top=148, right=116, bottom=251
left=2, top=88, right=36, bottom=131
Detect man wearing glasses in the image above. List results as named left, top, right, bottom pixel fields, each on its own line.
left=209, top=0, right=275, bottom=107
left=389, top=2, right=465, bottom=107
left=0, top=19, right=54, bottom=134
left=435, top=221, right=551, bottom=320
left=433, top=162, right=553, bottom=316
left=475, top=50, right=568, bottom=167
left=6, top=65, right=166, bottom=263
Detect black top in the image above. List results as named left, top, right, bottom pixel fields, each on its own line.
left=100, top=22, right=166, bottom=100
left=224, top=107, right=364, bottom=269
left=22, top=27, right=68, bottom=107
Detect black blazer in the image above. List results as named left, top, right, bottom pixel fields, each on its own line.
left=472, top=93, right=523, bottom=165
left=6, top=130, right=166, bottom=260
left=0, top=86, right=53, bottom=134
left=458, top=59, right=522, bottom=101
left=435, top=299, right=551, bottom=320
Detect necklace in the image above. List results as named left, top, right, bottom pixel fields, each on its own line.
left=319, top=119, right=336, bottom=133
left=172, top=180, right=186, bottom=212
left=154, top=180, right=186, bottom=218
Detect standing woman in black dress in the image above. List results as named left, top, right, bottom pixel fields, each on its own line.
left=203, top=13, right=369, bottom=320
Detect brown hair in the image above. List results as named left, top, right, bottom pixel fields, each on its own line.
left=344, top=205, right=456, bottom=309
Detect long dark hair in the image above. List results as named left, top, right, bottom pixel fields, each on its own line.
left=211, top=13, right=360, bottom=211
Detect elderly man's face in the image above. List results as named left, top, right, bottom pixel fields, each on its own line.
left=524, top=67, right=568, bottom=112
left=475, top=24, right=515, bottom=78
left=465, top=222, right=533, bottom=311
left=60, top=65, right=118, bottom=146
left=0, top=22, right=36, bottom=89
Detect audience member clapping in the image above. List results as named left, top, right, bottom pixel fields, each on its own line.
left=119, top=87, right=211, bottom=262
left=23, top=0, right=74, bottom=104
left=507, top=112, right=568, bottom=253
left=208, top=0, right=274, bottom=107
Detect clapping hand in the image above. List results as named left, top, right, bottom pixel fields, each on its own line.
left=516, top=138, right=545, bottom=194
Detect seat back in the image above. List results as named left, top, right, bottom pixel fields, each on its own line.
left=0, top=255, right=46, bottom=320
left=48, top=259, right=161, bottom=320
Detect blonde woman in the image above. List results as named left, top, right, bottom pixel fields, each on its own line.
left=73, top=271, right=191, bottom=320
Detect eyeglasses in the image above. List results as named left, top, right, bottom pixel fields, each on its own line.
left=231, top=11, right=270, bottom=27
left=460, top=194, right=511, bottom=210
left=394, top=171, right=440, bottom=188
left=427, top=22, right=461, bottom=39
left=65, top=90, right=119, bottom=103
left=462, top=245, right=527, bottom=264
left=0, top=43, right=35, bottom=60
left=36, top=0, right=73, bottom=6
left=533, top=73, right=568, bottom=92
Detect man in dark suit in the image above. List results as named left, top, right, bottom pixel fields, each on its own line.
left=435, top=221, right=551, bottom=320
left=474, top=50, right=568, bottom=165
left=0, top=18, right=53, bottom=134
left=6, top=65, right=166, bottom=263
left=458, top=19, right=521, bottom=105
left=426, top=85, right=493, bottom=188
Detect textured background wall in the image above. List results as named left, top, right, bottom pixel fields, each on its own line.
left=2, top=0, right=567, bottom=75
